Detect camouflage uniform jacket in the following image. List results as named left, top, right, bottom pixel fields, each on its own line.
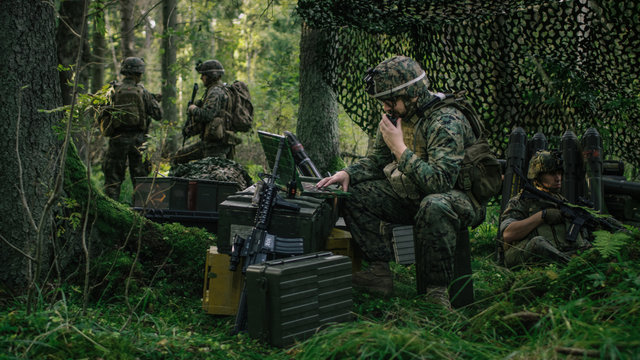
left=191, top=81, right=228, bottom=139
left=106, top=77, right=163, bottom=130
left=499, top=191, right=589, bottom=252
left=345, top=94, right=477, bottom=199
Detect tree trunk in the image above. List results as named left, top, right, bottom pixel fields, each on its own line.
left=91, top=15, right=107, bottom=94
left=297, top=24, right=339, bottom=175
left=56, top=0, right=91, bottom=105
left=0, top=0, right=63, bottom=295
left=119, top=0, right=136, bottom=58
left=162, top=0, right=179, bottom=155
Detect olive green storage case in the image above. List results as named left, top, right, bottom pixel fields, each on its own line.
left=217, top=193, right=337, bottom=254
left=246, top=252, right=352, bottom=347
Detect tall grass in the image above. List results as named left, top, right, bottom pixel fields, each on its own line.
left=1, top=207, right=639, bottom=359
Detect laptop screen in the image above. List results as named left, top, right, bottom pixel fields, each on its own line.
left=257, top=130, right=297, bottom=188
left=257, top=130, right=349, bottom=198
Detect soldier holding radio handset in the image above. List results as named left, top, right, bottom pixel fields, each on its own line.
left=317, top=56, right=486, bottom=308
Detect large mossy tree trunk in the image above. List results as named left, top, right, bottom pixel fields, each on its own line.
left=0, top=0, right=217, bottom=303
left=297, top=24, right=341, bottom=175
left=0, top=0, right=63, bottom=296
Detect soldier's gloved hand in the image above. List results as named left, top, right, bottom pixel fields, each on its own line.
left=542, top=208, right=564, bottom=225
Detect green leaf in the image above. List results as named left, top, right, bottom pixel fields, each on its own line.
left=592, top=230, right=631, bottom=259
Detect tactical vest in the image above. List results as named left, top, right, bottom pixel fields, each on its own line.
left=383, top=93, right=498, bottom=203
left=110, top=81, right=146, bottom=131
left=523, top=195, right=588, bottom=250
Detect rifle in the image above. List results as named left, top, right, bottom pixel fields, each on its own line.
left=229, top=137, right=304, bottom=334
left=513, top=167, right=626, bottom=243
left=182, top=83, right=199, bottom=147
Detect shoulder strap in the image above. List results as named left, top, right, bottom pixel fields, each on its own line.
left=413, top=92, right=485, bottom=148
left=419, top=92, right=485, bottom=138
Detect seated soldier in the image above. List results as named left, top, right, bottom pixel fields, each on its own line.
left=317, top=56, right=485, bottom=307
left=500, top=150, right=591, bottom=268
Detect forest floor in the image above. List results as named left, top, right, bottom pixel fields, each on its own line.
left=1, top=206, right=640, bottom=359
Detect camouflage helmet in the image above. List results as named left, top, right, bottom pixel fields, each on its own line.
left=120, top=57, right=145, bottom=76
left=364, top=55, right=429, bottom=101
left=527, top=150, right=564, bottom=179
left=195, top=59, right=225, bottom=77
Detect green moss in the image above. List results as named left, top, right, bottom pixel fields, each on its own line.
left=63, top=142, right=215, bottom=300
left=326, top=155, right=346, bottom=174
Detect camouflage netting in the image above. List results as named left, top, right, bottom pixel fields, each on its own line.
left=169, top=157, right=253, bottom=190
left=296, top=0, right=640, bottom=164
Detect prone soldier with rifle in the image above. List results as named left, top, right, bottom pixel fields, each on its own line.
left=499, top=150, right=626, bottom=268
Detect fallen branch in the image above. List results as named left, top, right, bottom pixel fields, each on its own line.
left=555, top=346, right=600, bottom=358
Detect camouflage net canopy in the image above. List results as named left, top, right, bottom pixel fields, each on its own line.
left=296, top=0, right=640, bottom=164
left=169, top=157, right=253, bottom=190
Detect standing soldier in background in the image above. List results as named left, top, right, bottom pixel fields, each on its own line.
left=500, top=150, right=591, bottom=267
left=99, top=57, right=163, bottom=201
left=173, top=59, right=241, bottom=164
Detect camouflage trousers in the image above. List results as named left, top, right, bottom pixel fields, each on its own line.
left=504, top=236, right=573, bottom=268
left=171, top=141, right=234, bottom=165
left=343, top=179, right=479, bottom=288
left=103, top=132, right=149, bottom=201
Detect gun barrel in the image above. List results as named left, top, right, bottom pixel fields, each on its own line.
left=189, top=83, right=199, bottom=104
left=284, top=131, right=322, bottom=178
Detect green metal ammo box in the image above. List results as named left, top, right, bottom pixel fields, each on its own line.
left=133, top=177, right=189, bottom=210
left=186, top=179, right=239, bottom=212
left=216, top=193, right=337, bottom=254
left=391, top=225, right=416, bottom=265
left=246, top=252, right=352, bottom=347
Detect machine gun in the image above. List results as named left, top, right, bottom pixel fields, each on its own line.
left=514, top=167, right=626, bottom=243
left=181, top=83, right=199, bottom=146
left=229, top=137, right=305, bottom=334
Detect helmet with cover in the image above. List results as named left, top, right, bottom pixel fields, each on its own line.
left=120, top=57, right=146, bottom=76
left=195, top=59, right=225, bottom=78
left=527, top=150, right=564, bottom=180
left=364, top=56, right=429, bottom=101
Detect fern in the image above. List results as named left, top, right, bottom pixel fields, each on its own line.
left=591, top=230, right=631, bottom=259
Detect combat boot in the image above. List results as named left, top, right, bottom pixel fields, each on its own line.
left=425, top=286, right=452, bottom=310
left=352, top=261, right=393, bottom=296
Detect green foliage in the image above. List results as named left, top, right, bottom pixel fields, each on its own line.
left=591, top=230, right=632, bottom=259
left=29, top=1, right=640, bottom=359
left=3, top=210, right=640, bottom=358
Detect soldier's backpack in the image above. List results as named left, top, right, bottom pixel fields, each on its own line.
left=100, top=81, right=146, bottom=136
left=422, top=93, right=502, bottom=216
left=222, top=81, right=253, bottom=133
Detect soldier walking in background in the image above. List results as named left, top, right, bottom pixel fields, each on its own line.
left=500, top=150, right=591, bottom=268
left=172, top=59, right=242, bottom=164
left=99, top=57, right=162, bottom=201
left=316, top=56, right=485, bottom=308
